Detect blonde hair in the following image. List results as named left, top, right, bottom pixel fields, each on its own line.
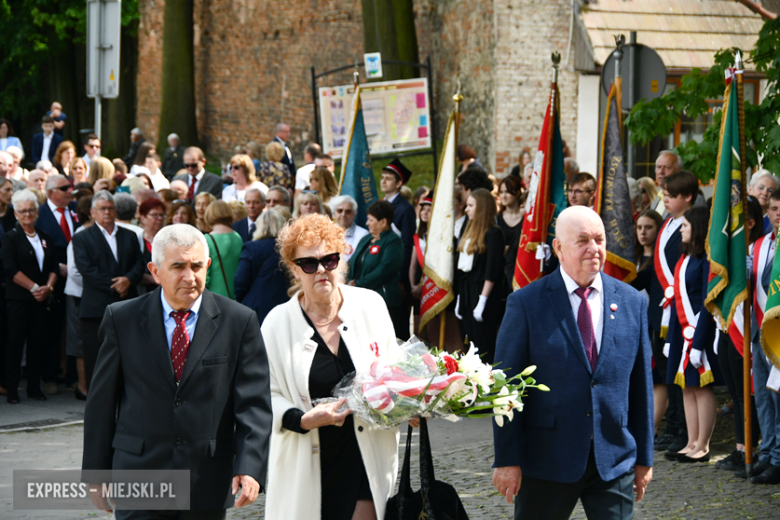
left=229, top=200, right=248, bottom=220
left=204, top=199, right=235, bottom=228
left=229, top=154, right=257, bottom=183
left=69, top=156, right=89, bottom=182
left=310, top=166, right=338, bottom=203
left=266, top=141, right=285, bottom=162
left=458, top=188, right=497, bottom=255
left=276, top=213, right=347, bottom=294
left=88, top=157, right=114, bottom=184
left=293, top=192, right=326, bottom=218
left=254, top=208, right=286, bottom=240
left=120, top=176, right=145, bottom=194
left=195, top=192, right=217, bottom=206
left=270, top=205, right=292, bottom=221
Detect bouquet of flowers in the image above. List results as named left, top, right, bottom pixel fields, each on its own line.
left=331, top=337, right=549, bottom=429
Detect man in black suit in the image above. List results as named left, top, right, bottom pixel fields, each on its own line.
left=122, top=127, right=145, bottom=167
left=72, top=191, right=145, bottom=388
left=380, top=158, right=415, bottom=340
left=83, top=224, right=271, bottom=519
left=172, top=147, right=223, bottom=202
left=162, top=133, right=186, bottom=179
left=31, top=115, right=64, bottom=164
left=273, top=123, right=295, bottom=174
left=35, top=175, right=80, bottom=394
left=232, top=188, right=264, bottom=242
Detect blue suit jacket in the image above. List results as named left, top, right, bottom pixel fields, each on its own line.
left=31, top=132, right=63, bottom=164
left=493, top=268, right=653, bottom=483
left=232, top=218, right=251, bottom=243
left=36, top=201, right=80, bottom=265
left=234, top=238, right=290, bottom=324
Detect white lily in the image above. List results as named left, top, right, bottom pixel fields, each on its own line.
left=493, top=405, right=513, bottom=426
left=457, top=343, right=485, bottom=374
left=519, top=365, right=537, bottom=377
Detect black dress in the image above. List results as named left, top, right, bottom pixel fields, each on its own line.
left=0, top=208, right=16, bottom=232
left=496, top=212, right=522, bottom=297
left=282, top=311, right=372, bottom=520
left=455, top=226, right=506, bottom=364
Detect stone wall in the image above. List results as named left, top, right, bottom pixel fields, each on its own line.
left=492, top=0, right=579, bottom=176
left=137, top=0, right=436, bottom=163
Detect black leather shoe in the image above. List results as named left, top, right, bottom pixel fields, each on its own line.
left=75, top=389, right=87, bottom=401
left=7, top=390, right=20, bottom=404
left=26, top=391, right=47, bottom=401
left=654, top=433, right=676, bottom=451
left=666, top=436, right=688, bottom=453
left=716, top=450, right=745, bottom=472
left=735, top=460, right=771, bottom=479
left=679, top=452, right=711, bottom=463
left=750, top=465, right=780, bottom=484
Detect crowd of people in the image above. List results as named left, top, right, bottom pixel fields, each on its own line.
left=2, top=102, right=780, bottom=519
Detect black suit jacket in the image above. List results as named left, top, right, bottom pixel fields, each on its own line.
left=36, top=201, right=80, bottom=266
left=1, top=224, right=58, bottom=301
left=161, top=144, right=186, bottom=179
left=72, top=224, right=145, bottom=318
left=390, top=194, right=416, bottom=288
left=123, top=137, right=145, bottom=167
left=648, top=220, right=681, bottom=332
left=31, top=132, right=63, bottom=164
left=232, top=218, right=252, bottom=243
left=82, top=288, right=272, bottom=509
left=172, top=171, right=224, bottom=200
left=273, top=136, right=296, bottom=174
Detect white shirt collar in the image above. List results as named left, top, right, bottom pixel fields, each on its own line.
left=161, top=289, right=203, bottom=317
left=385, top=192, right=399, bottom=203
left=47, top=198, right=66, bottom=214
left=43, top=133, right=53, bottom=141
left=560, top=267, right=603, bottom=296
left=95, top=221, right=117, bottom=238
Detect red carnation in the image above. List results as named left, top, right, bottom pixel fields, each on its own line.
left=443, top=356, right=458, bottom=376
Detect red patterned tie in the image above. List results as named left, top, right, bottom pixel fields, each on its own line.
left=57, top=207, right=71, bottom=242
left=574, top=287, right=598, bottom=370
left=188, top=176, right=196, bottom=202
left=170, top=310, right=192, bottom=382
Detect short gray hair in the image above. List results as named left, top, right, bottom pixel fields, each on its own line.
left=656, top=150, right=683, bottom=170
left=45, top=174, right=69, bottom=192
left=253, top=208, right=286, bottom=240
left=151, top=224, right=210, bottom=266
left=131, top=127, right=144, bottom=137
left=6, top=145, right=23, bottom=160
left=114, top=192, right=138, bottom=220
left=275, top=123, right=289, bottom=133
left=92, top=190, right=115, bottom=208
left=750, top=169, right=780, bottom=189
left=328, top=194, right=358, bottom=213
left=36, top=160, right=54, bottom=172
left=268, top=185, right=291, bottom=204
left=12, top=188, right=39, bottom=209
left=167, top=133, right=180, bottom=144
left=246, top=187, right=266, bottom=203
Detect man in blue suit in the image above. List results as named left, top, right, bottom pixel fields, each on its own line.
left=232, top=188, right=265, bottom=242
left=31, top=115, right=63, bottom=164
left=492, top=206, right=653, bottom=520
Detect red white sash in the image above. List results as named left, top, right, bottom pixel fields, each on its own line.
left=413, top=234, right=425, bottom=270
left=754, top=231, right=774, bottom=326
left=655, top=218, right=677, bottom=338
left=673, top=255, right=714, bottom=388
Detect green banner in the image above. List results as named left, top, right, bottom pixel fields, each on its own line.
left=762, top=230, right=780, bottom=370
left=705, top=71, right=747, bottom=329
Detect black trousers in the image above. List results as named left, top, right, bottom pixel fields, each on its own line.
left=81, top=317, right=103, bottom=390
left=653, top=331, right=685, bottom=435
left=116, top=510, right=226, bottom=520
left=717, top=332, right=760, bottom=446
left=514, top=445, right=635, bottom=520
left=5, top=299, right=50, bottom=394
left=388, top=305, right=411, bottom=341
left=41, top=290, right=66, bottom=383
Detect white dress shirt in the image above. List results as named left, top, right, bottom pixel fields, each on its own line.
left=295, top=163, right=315, bottom=190
left=161, top=291, right=202, bottom=352
left=149, top=169, right=171, bottom=191
left=40, top=133, right=53, bottom=161
left=662, top=215, right=683, bottom=240
left=65, top=226, right=87, bottom=297
left=96, top=222, right=118, bottom=261
left=343, top=223, right=369, bottom=262
left=189, top=170, right=205, bottom=195
left=26, top=232, right=45, bottom=271
left=222, top=181, right=268, bottom=202
left=47, top=198, right=74, bottom=237
left=560, top=268, right=604, bottom=353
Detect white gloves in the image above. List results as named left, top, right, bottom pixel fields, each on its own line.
left=454, top=295, right=463, bottom=320
left=689, top=349, right=703, bottom=369
left=663, top=343, right=670, bottom=358
left=473, top=295, right=488, bottom=322
left=536, top=244, right=552, bottom=262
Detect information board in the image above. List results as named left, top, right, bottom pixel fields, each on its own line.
left=319, top=78, right=431, bottom=158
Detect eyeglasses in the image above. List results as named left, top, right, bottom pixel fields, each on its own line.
left=231, top=164, right=243, bottom=170
left=302, top=189, right=318, bottom=195
left=53, top=185, right=71, bottom=192
left=293, top=253, right=340, bottom=274
left=146, top=212, right=165, bottom=219
left=184, top=163, right=200, bottom=169
left=17, top=209, right=37, bottom=215
left=570, top=189, right=592, bottom=196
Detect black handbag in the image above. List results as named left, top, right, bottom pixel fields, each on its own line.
left=385, top=420, right=469, bottom=520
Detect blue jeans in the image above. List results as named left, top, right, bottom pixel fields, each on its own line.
left=753, top=341, right=780, bottom=466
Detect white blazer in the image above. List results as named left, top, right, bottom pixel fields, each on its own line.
left=261, top=284, right=400, bottom=520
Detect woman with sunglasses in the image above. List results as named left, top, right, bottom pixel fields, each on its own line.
left=347, top=200, right=406, bottom=339
left=222, top=154, right=268, bottom=203
left=262, top=213, right=406, bottom=520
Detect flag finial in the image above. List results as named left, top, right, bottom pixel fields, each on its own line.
left=551, top=52, right=561, bottom=83
left=453, top=79, right=463, bottom=104
left=735, top=51, right=743, bottom=71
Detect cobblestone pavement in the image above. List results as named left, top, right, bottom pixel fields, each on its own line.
left=2, top=417, right=779, bottom=519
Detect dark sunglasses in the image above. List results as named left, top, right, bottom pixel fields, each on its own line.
left=293, top=253, right=340, bottom=274
left=302, top=189, right=318, bottom=195
left=184, top=163, right=200, bottom=169
left=53, top=185, right=71, bottom=192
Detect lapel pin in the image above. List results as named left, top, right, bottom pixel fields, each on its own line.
left=610, top=303, right=618, bottom=311
left=610, top=315, right=615, bottom=320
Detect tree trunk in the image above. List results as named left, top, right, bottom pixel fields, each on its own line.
left=105, top=22, right=138, bottom=159
left=158, top=0, right=198, bottom=151
left=48, top=38, right=81, bottom=144
left=362, top=0, right=419, bottom=81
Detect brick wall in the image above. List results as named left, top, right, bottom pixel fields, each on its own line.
left=137, top=0, right=436, bottom=163
left=493, top=0, right=579, bottom=176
